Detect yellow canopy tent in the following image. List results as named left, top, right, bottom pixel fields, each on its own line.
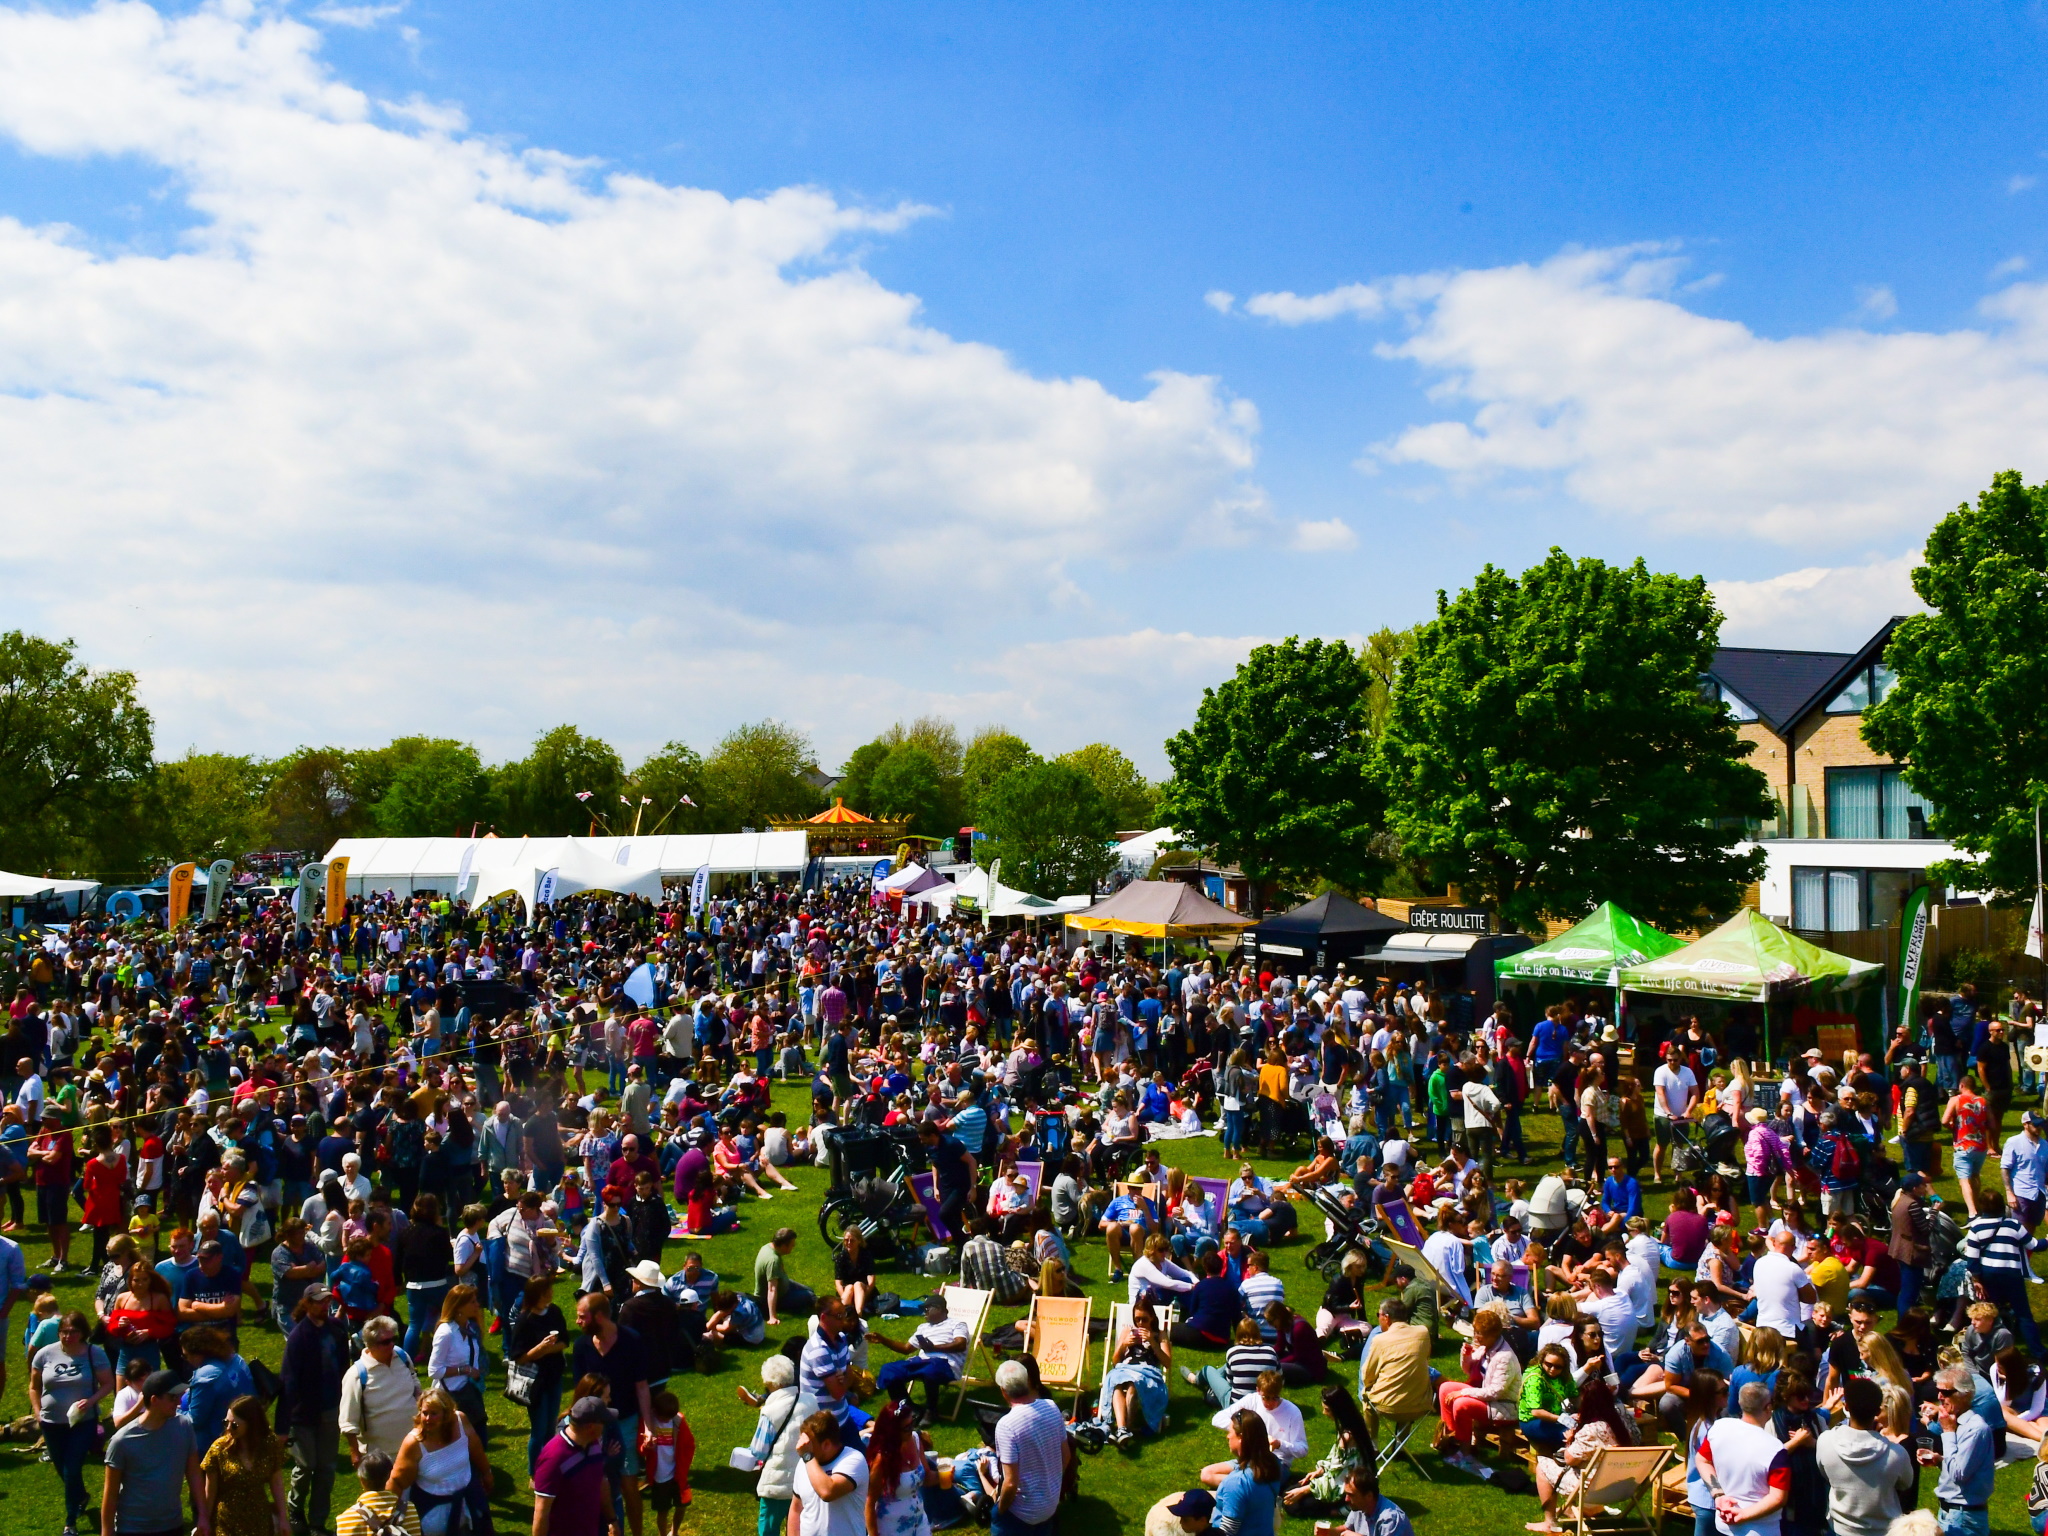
left=1064, top=878, right=1253, bottom=938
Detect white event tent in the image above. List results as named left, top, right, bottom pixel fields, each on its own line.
left=0, top=871, right=99, bottom=899
left=903, top=863, right=1091, bottom=917
left=467, top=842, right=667, bottom=918
left=322, top=833, right=809, bottom=901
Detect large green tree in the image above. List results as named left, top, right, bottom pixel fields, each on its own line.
left=0, top=632, right=157, bottom=875
left=1055, top=743, right=1158, bottom=829
left=961, top=728, right=1038, bottom=823
left=835, top=741, right=895, bottom=816
left=264, top=748, right=366, bottom=854
left=976, top=760, right=1118, bottom=895
left=370, top=739, right=496, bottom=837
left=1162, top=636, right=1390, bottom=908
left=703, top=720, right=823, bottom=828
left=1376, top=549, right=1769, bottom=933
left=869, top=745, right=956, bottom=836
left=1863, top=469, right=2048, bottom=896
left=627, top=742, right=712, bottom=836
left=498, top=726, right=626, bottom=835
left=155, top=751, right=274, bottom=860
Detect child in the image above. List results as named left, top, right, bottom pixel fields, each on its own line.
left=333, top=1235, right=382, bottom=1330
left=127, top=1195, right=160, bottom=1264
left=23, top=1289, right=59, bottom=1352
left=1962, top=1300, right=2013, bottom=1380
left=110, top=1355, right=151, bottom=1430
left=636, top=1387, right=696, bottom=1536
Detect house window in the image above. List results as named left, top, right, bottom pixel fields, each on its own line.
left=1790, top=866, right=1922, bottom=931
left=1825, top=766, right=1934, bottom=839
left=1699, top=677, right=1758, bottom=722
left=1825, top=662, right=1897, bottom=715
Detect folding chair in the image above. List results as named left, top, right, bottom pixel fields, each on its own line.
left=938, top=1284, right=994, bottom=1422
left=1368, top=1409, right=1432, bottom=1482
left=1097, top=1299, right=1180, bottom=1384
left=1554, top=1443, right=1673, bottom=1536
left=1023, top=1294, right=1092, bottom=1412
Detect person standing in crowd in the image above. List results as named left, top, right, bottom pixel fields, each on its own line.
left=744, top=1355, right=815, bottom=1536
left=339, top=1315, right=422, bottom=1467
left=278, top=1283, right=348, bottom=1536
left=1924, top=1363, right=1995, bottom=1536
left=102, top=1369, right=206, bottom=1536
left=532, top=1398, right=618, bottom=1536
left=789, top=1409, right=868, bottom=1536
left=31, top=1307, right=114, bottom=1536
left=199, top=1396, right=288, bottom=1536
left=510, top=1274, right=572, bottom=1474
left=991, top=1360, right=1070, bottom=1536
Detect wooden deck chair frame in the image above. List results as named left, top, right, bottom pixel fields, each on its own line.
left=1556, top=1443, right=1672, bottom=1536
left=1022, top=1293, right=1093, bottom=1412
left=1098, top=1298, right=1180, bottom=1387
left=938, top=1284, right=994, bottom=1422
left=1382, top=1236, right=1463, bottom=1325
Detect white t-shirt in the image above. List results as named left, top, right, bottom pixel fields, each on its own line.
left=1749, top=1251, right=1806, bottom=1339
left=1701, top=1417, right=1789, bottom=1536
left=795, top=1444, right=870, bottom=1536
left=1652, top=1064, right=1697, bottom=1119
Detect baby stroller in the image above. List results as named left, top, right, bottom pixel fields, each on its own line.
left=815, top=1127, right=924, bottom=1258
left=1178, top=1057, right=1217, bottom=1116
left=1670, top=1111, right=1744, bottom=1180
left=1303, top=1183, right=1382, bottom=1283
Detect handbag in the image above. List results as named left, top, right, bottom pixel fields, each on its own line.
left=503, top=1359, right=541, bottom=1408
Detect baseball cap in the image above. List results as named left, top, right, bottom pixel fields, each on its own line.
left=142, top=1369, right=183, bottom=1400
left=1168, top=1492, right=1216, bottom=1519
left=1847, top=1290, right=1879, bottom=1313
left=568, top=1396, right=618, bottom=1426
left=1900, top=1171, right=1929, bottom=1189
left=300, top=1282, right=332, bottom=1305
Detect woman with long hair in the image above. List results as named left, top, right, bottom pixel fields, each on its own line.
left=429, top=1284, right=489, bottom=1441
left=200, top=1395, right=288, bottom=1536
left=509, top=1272, right=570, bottom=1472
left=1200, top=1408, right=1284, bottom=1536
left=390, top=1386, right=489, bottom=1536
left=1220, top=1049, right=1256, bottom=1156
left=104, top=1258, right=175, bottom=1375
left=1284, top=1384, right=1375, bottom=1515
left=1097, top=1296, right=1169, bottom=1445
left=1680, top=1370, right=1728, bottom=1536
left=834, top=1226, right=873, bottom=1317
left=1527, top=1374, right=1632, bottom=1535
left=864, top=1398, right=933, bottom=1536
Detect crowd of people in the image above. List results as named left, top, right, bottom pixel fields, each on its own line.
left=0, top=871, right=2044, bottom=1536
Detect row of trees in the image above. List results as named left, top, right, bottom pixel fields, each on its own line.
left=1164, top=553, right=1773, bottom=932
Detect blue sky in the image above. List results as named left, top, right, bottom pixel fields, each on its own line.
left=2, top=0, right=2045, bottom=773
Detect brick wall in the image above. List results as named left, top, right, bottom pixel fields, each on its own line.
left=1789, top=710, right=1895, bottom=837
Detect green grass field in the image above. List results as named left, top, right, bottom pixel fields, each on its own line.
left=0, top=1077, right=2038, bottom=1535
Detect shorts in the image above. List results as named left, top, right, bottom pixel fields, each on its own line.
left=2019, top=1193, right=2046, bottom=1231
left=1653, top=1116, right=1677, bottom=1146
left=36, top=1186, right=67, bottom=1226
left=1954, top=1149, right=1987, bottom=1182
left=1819, top=1188, right=1856, bottom=1216
left=647, top=1480, right=683, bottom=1514
left=616, top=1412, right=643, bottom=1477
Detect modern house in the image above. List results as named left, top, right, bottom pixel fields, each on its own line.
left=1703, top=618, right=1968, bottom=932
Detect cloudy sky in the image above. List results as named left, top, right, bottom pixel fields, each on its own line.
left=2, top=1, right=2044, bottom=774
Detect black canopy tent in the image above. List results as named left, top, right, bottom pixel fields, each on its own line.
left=1243, top=892, right=1410, bottom=975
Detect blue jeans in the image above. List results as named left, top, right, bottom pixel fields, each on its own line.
left=1899, top=1264, right=1924, bottom=1319
left=43, top=1417, right=95, bottom=1523
left=1902, top=1139, right=1937, bottom=1176
left=1938, top=1509, right=1990, bottom=1536
left=1502, top=1106, right=1527, bottom=1160
left=994, top=1506, right=1059, bottom=1536
left=1560, top=1109, right=1581, bottom=1169
left=1520, top=1417, right=1565, bottom=1452
left=1221, top=1109, right=1246, bottom=1153
left=404, top=1282, right=449, bottom=1359
left=1937, top=1054, right=1964, bottom=1095
left=1230, top=1217, right=1272, bottom=1247
left=525, top=1380, right=563, bottom=1474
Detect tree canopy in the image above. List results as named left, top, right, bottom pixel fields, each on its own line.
left=627, top=742, right=711, bottom=836
left=0, top=631, right=155, bottom=876
left=703, top=720, right=822, bottom=828
left=961, top=728, right=1037, bottom=823
left=869, top=745, right=954, bottom=836
left=1161, top=636, right=1390, bottom=906
left=1376, top=548, right=1769, bottom=933
left=498, top=726, right=626, bottom=836
left=1863, top=469, right=2048, bottom=896
left=1055, top=743, right=1158, bottom=829
left=976, top=759, right=1118, bottom=895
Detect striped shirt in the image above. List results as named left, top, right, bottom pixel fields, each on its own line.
left=1225, top=1342, right=1281, bottom=1398
left=337, top=1491, right=423, bottom=1536
left=1963, top=1213, right=2030, bottom=1276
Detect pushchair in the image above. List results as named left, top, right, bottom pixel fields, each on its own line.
left=815, top=1127, right=925, bottom=1257
left=1669, top=1111, right=1745, bottom=1180
left=1303, top=1183, right=1383, bottom=1283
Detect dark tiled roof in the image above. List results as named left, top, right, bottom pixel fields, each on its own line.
left=1707, top=618, right=1904, bottom=735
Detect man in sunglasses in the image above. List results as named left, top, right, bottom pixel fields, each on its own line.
left=1920, top=1364, right=1993, bottom=1536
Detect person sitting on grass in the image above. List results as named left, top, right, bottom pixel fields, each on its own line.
left=1337, top=1462, right=1415, bottom=1536
left=1197, top=1404, right=1288, bottom=1536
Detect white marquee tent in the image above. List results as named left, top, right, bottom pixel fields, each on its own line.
left=467, top=842, right=667, bottom=918
left=903, top=863, right=1091, bottom=917
left=0, top=871, right=99, bottom=899
left=322, top=833, right=809, bottom=900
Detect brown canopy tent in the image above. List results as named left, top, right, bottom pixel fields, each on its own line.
left=1063, top=878, right=1253, bottom=938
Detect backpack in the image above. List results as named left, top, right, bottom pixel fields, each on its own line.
left=1827, top=1134, right=1860, bottom=1183
left=343, top=1489, right=412, bottom=1536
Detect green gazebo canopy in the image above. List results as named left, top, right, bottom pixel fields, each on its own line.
left=1613, top=906, right=1882, bottom=1002
left=1494, top=900, right=1687, bottom=986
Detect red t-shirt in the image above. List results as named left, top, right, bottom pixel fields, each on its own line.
left=1663, top=1209, right=1710, bottom=1266
left=30, top=1131, right=72, bottom=1189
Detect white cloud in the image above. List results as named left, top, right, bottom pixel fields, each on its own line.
left=1244, top=282, right=1388, bottom=324
left=1247, top=244, right=2048, bottom=543
left=1287, top=517, right=1357, bottom=552
left=1709, top=550, right=1923, bottom=650
left=2012, top=173, right=2040, bottom=195
left=1204, top=289, right=1235, bottom=314
left=1992, top=255, right=2028, bottom=281
left=1852, top=283, right=1897, bottom=321
left=0, top=0, right=1324, bottom=763
left=309, top=2, right=404, bottom=27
